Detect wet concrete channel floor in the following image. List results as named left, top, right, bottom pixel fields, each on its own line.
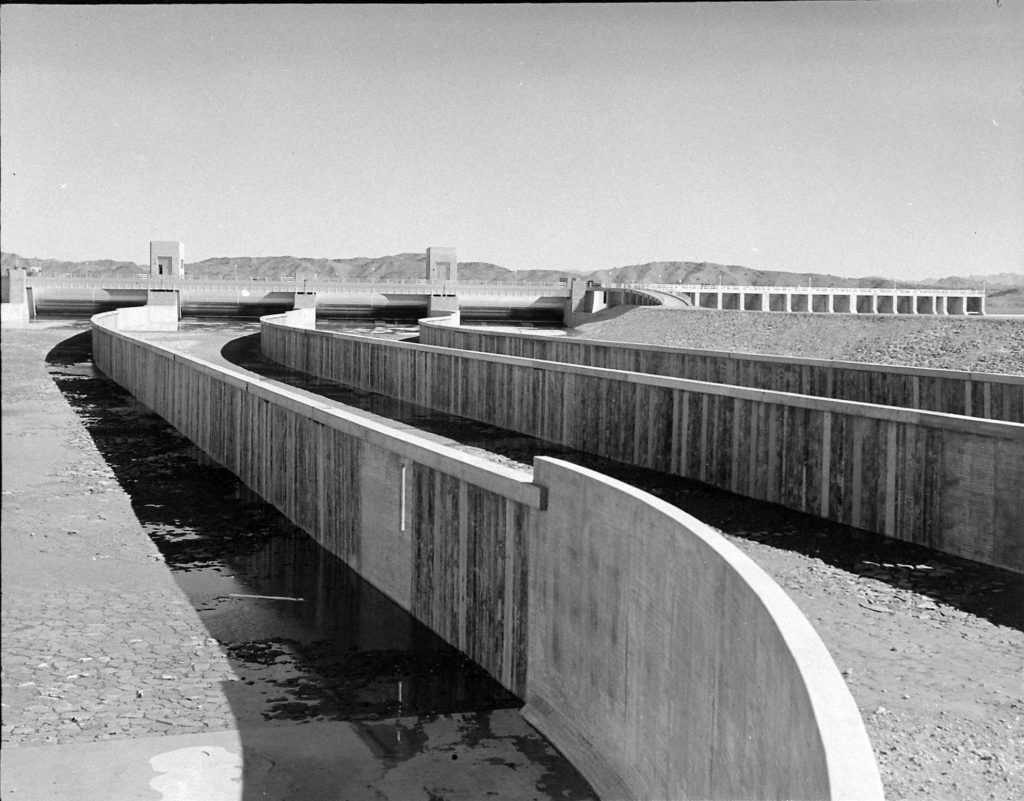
left=159, top=317, right=1024, bottom=801
left=1, top=319, right=595, bottom=801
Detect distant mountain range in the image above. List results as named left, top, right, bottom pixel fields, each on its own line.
left=2, top=251, right=1021, bottom=290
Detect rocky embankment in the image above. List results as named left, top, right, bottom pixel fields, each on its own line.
left=575, top=308, right=1024, bottom=375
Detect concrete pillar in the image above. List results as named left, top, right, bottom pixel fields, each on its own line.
left=586, top=289, right=608, bottom=313
left=0, top=268, right=31, bottom=325
left=293, top=291, right=317, bottom=310
left=427, top=293, right=460, bottom=322
left=827, top=293, right=835, bottom=313
left=564, top=278, right=588, bottom=326
left=937, top=296, right=947, bottom=315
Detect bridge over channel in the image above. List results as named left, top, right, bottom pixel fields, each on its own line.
left=2, top=269, right=990, bottom=325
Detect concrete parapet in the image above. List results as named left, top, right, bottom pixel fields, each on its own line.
left=92, top=306, right=883, bottom=800
left=270, top=316, right=1024, bottom=571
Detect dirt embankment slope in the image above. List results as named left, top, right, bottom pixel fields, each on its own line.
left=574, top=308, right=1024, bottom=375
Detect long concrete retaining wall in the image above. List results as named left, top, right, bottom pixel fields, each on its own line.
left=419, top=317, right=1024, bottom=423
left=93, top=306, right=882, bottom=800
left=263, top=312, right=1024, bottom=573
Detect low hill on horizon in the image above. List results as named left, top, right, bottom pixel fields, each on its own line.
left=3, top=251, right=1021, bottom=291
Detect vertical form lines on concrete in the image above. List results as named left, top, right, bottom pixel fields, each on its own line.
left=457, top=481, right=469, bottom=652
left=820, top=413, right=833, bottom=519
left=730, top=396, right=743, bottom=494
left=884, top=423, right=899, bottom=536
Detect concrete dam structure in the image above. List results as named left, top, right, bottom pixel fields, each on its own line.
left=91, top=304, right=883, bottom=800
left=6, top=268, right=990, bottom=324
left=13, top=276, right=570, bottom=322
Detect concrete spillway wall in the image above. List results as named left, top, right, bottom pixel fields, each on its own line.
left=419, top=318, right=1024, bottom=423
left=27, top=277, right=568, bottom=321
left=263, top=312, right=1024, bottom=573
left=92, top=306, right=882, bottom=800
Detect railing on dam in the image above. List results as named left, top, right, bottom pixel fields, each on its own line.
left=420, top=318, right=1024, bottom=423
left=92, top=305, right=882, bottom=801
left=29, top=275, right=570, bottom=297
left=609, top=283, right=987, bottom=314
left=263, top=312, right=1024, bottom=574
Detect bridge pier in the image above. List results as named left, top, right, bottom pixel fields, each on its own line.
left=427, top=293, right=460, bottom=323
left=563, top=278, right=588, bottom=326
left=1, top=268, right=32, bottom=325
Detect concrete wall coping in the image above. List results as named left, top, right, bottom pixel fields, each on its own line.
left=266, top=314, right=1024, bottom=440
left=420, top=316, right=1023, bottom=385
left=92, top=311, right=544, bottom=508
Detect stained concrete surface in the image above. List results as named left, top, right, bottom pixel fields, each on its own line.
left=1, top=320, right=595, bottom=801
left=205, top=323, right=1023, bottom=801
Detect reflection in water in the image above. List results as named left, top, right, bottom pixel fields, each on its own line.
left=45, top=329, right=518, bottom=728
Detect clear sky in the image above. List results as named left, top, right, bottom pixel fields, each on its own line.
left=2, top=2, right=1021, bottom=278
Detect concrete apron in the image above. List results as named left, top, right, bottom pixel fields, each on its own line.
left=1, top=711, right=564, bottom=801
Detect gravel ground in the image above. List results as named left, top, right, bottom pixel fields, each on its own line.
left=575, top=308, right=1024, bottom=375
left=574, top=307, right=1024, bottom=800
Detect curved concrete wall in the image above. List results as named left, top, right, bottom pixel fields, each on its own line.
left=263, top=312, right=1024, bottom=573
left=420, top=317, right=1024, bottom=423
left=93, top=306, right=882, bottom=800
left=528, top=458, right=878, bottom=801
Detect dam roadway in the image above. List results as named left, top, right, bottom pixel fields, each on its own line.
left=136, top=321, right=1024, bottom=799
